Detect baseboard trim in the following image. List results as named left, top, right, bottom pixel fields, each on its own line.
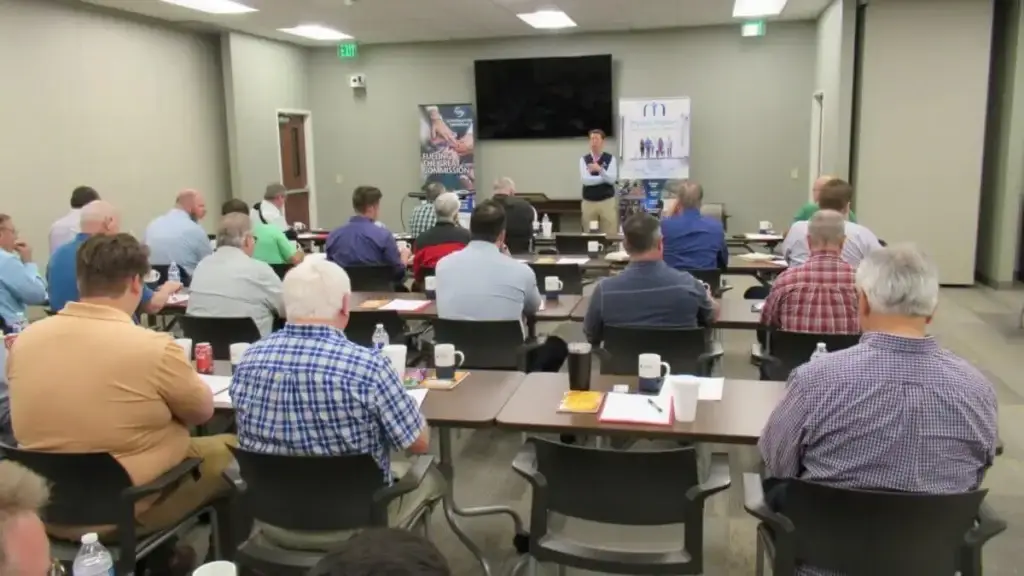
left=975, top=270, right=1018, bottom=289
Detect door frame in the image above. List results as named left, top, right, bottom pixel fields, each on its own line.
left=275, top=108, right=319, bottom=228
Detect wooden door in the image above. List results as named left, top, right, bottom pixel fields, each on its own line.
left=285, top=191, right=311, bottom=228
left=278, top=114, right=307, bottom=191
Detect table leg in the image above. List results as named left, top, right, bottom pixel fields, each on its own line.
left=437, top=427, right=528, bottom=576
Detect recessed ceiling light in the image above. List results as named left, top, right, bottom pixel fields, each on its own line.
left=278, top=25, right=353, bottom=41
left=158, top=0, right=257, bottom=15
left=732, top=0, right=788, bottom=18
left=517, top=10, right=577, bottom=30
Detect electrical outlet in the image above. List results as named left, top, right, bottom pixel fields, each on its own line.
left=335, top=174, right=344, bottom=184
left=790, top=168, right=799, bottom=180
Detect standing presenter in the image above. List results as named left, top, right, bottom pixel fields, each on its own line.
left=579, top=129, right=619, bottom=235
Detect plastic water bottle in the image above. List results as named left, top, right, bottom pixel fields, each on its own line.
left=371, top=323, right=389, bottom=351
left=810, top=342, right=828, bottom=361
left=72, top=532, right=113, bottom=576
left=167, top=261, right=180, bottom=285
left=10, top=313, right=27, bottom=333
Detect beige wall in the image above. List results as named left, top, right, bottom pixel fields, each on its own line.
left=854, top=0, right=993, bottom=285
left=307, top=24, right=817, bottom=232
left=813, top=0, right=856, bottom=185
left=0, top=0, right=229, bottom=261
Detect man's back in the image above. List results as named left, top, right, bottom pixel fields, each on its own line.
left=251, top=221, right=298, bottom=265
left=760, top=253, right=859, bottom=334
left=326, top=216, right=397, bottom=270
left=186, top=247, right=284, bottom=336
left=434, top=241, right=540, bottom=322
left=144, top=209, right=210, bottom=273
left=782, top=220, right=880, bottom=267
left=407, top=203, right=437, bottom=239
left=661, top=210, right=728, bottom=270
left=45, top=234, right=86, bottom=313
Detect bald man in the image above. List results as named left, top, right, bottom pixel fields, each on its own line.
left=793, top=176, right=858, bottom=223
left=144, top=189, right=213, bottom=278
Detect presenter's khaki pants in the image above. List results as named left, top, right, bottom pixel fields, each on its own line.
left=581, top=197, right=619, bottom=236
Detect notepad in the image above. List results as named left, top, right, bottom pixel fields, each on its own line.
left=199, top=374, right=231, bottom=395
left=556, top=257, right=590, bottom=265
left=598, top=393, right=673, bottom=426
left=744, top=233, right=783, bottom=241
left=167, top=293, right=190, bottom=305
left=380, top=299, right=429, bottom=312
left=661, top=376, right=725, bottom=401
left=558, top=391, right=604, bottom=413
left=359, top=299, right=389, bottom=310
left=406, top=388, right=428, bottom=408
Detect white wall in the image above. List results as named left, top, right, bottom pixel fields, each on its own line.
left=0, top=0, right=229, bottom=259
left=307, top=24, right=817, bottom=232
left=812, top=0, right=856, bottom=186
left=854, top=0, right=993, bottom=285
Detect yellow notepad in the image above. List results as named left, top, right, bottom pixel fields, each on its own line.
left=558, top=391, right=605, bottom=413
left=359, top=299, right=389, bottom=310
left=421, top=371, right=470, bottom=390
left=533, top=257, right=557, bottom=264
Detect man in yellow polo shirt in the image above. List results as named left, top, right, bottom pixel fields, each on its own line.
left=224, top=199, right=303, bottom=266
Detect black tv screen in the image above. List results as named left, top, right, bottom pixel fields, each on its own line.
left=474, top=54, right=613, bottom=140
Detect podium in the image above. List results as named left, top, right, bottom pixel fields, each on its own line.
left=518, top=193, right=580, bottom=232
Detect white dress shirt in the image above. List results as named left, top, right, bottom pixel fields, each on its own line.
left=49, top=209, right=82, bottom=255
left=250, top=201, right=289, bottom=231
left=781, top=220, right=882, bottom=268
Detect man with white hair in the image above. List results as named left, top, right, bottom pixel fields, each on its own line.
left=491, top=177, right=536, bottom=254
left=408, top=182, right=445, bottom=238
left=411, top=191, right=470, bottom=287
left=144, top=188, right=213, bottom=277
left=759, top=245, right=998, bottom=574
left=187, top=213, right=284, bottom=336
left=230, top=258, right=442, bottom=549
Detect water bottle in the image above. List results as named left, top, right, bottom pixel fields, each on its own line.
left=11, top=313, right=27, bottom=333
left=72, top=532, right=113, bottom=576
left=167, top=261, right=180, bottom=285
left=371, top=323, right=389, bottom=351
left=810, top=342, right=828, bottom=361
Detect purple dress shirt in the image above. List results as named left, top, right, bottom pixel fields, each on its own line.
left=326, top=216, right=405, bottom=279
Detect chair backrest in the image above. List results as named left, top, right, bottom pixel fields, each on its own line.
left=228, top=447, right=390, bottom=530
left=685, top=269, right=721, bottom=291
left=529, top=263, right=584, bottom=295
left=766, top=331, right=861, bottom=380
left=343, top=265, right=395, bottom=292
left=2, top=445, right=132, bottom=526
left=179, top=316, right=262, bottom=360
left=345, top=311, right=406, bottom=348
left=432, top=319, right=524, bottom=369
left=601, top=326, right=709, bottom=376
left=270, top=263, right=293, bottom=280
left=506, top=234, right=533, bottom=254
left=554, top=234, right=598, bottom=255
left=700, top=203, right=726, bottom=231
left=780, top=480, right=987, bottom=575
left=148, top=264, right=192, bottom=288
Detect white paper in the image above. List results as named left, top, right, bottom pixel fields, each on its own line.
left=556, top=257, right=591, bottom=265
left=751, top=301, right=765, bottom=312
left=199, top=374, right=232, bottom=395
left=380, top=299, right=428, bottom=311
left=213, top=389, right=232, bottom=407
left=662, top=376, right=725, bottom=401
left=738, top=253, right=775, bottom=261
left=599, top=392, right=672, bottom=425
left=406, top=388, right=427, bottom=408
left=744, top=233, right=784, bottom=241
left=770, top=259, right=789, bottom=267
left=167, top=293, right=190, bottom=305
left=605, top=251, right=628, bottom=262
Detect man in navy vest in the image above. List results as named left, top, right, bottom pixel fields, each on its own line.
left=579, top=129, right=619, bottom=236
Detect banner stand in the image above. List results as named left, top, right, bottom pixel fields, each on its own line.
left=418, top=103, right=475, bottom=227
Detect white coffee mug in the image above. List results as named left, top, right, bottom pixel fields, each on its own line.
left=588, top=220, right=599, bottom=232
left=424, top=276, right=437, bottom=292
left=544, top=276, right=564, bottom=293
left=229, top=343, right=251, bottom=365
left=759, top=220, right=773, bottom=232
left=669, top=377, right=701, bottom=423
left=174, top=338, right=193, bottom=361
left=144, top=269, right=161, bottom=283
left=638, top=353, right=671, bottom=380
left=193, top=561, right=238, bottom=576
left=434, top=343, right=465, bottom=368
left=383, top=344, right=408, bottom=376
left=587, top=241, right=603, bottom=254
left=397, top=240, right=411, bottom=252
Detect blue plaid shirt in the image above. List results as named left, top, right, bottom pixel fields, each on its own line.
left=230, top=323, right=424, bottom=481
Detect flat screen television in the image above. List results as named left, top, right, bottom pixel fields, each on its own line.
left=474, top=54, right=613, bottom=140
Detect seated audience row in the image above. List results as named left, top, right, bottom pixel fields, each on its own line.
left=0, top=214, right=46, bottom=328
left=781, top=178, right=880, bottom=267
left=327, top=186, right=411, bottom=291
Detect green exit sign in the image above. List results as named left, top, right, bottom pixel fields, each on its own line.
left=741, top=20, right=766, bottom=37
left=337, top=43, right=358, bottom=59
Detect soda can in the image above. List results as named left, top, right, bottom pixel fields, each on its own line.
left=195, top=342, right=214, bottom=374
left=3, top=333, right=17, bottom=352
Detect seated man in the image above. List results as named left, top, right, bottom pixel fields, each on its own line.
left=187, top=212, right=284, bottom=337
left=250, top=182, right=289, bottom=231
left=781, top=178, right=880, bottom=267
left=308, top=528, right=450, bottom=576
left=759, top=245, right=997, bottom=539
left=412, top=192, right=470, bottom=286
left=231, top=257, right=442, bottom=550
left=760, top=210, right=859, bottom=335
left=8, top=234, right=234, bottom=539
left=49, top=185, right=100, bottom=256
left=408, top=182, right=444, bottom=239
left=228, top=196, right=304, bottom=267
left=491, top=177, right=536, bottom=254
left=660, top=180, right=728, bottom=271
left=435, top=200, right=568, bottom=372
left=144, top=189, right=213, bottom=278
left=48, top=201, right=179, bottom=315
left=326, top=186, right=410, bottom=287
left=584, top=213, right=718, bottom=345
left=0, top=214, right=47, bottom=327
left=793, top=175, right=858, bottom=223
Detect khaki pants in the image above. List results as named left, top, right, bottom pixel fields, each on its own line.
left=257, top=460, right=445, bottom=552
left=581, top=197, right=619, bottom=236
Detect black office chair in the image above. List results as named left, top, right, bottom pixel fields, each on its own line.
left=148, top=265, right=192, bottom=288
left=742, top=474, right=1005, bottom=576
left=431, top=319, right=542, bottom=371
left=554, top=233, right=602, bottom=255
left=2, top=445, right=229, bottom=576
left=225, top=447, right=436, bottom=575
left=760, top=331, right=862, bottom=381
left=506, top=234, right=533, bottom=255
left=509, top=438, right=731, bottom=575
left=270, top=263, right=293, bottom=280
left=179, top=316, right=261, bottom=360
left=343, top=265, right=397, bottom=292
left=700, top=202, right=728, bottom=232
left=529, top=263, right=585, bottom=295
left=598, top=326, right=721, bottom=377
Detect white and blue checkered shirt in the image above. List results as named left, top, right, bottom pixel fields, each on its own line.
left=230, top=323, right=424, bottom=482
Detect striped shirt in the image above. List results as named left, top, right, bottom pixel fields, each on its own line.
left=759, top=252, right=859, bottom=334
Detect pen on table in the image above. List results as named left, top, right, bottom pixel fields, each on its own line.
left=647, top=398, right=663, bottom=413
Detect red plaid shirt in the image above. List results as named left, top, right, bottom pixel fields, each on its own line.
left=760, top=251, right=860, bottom=334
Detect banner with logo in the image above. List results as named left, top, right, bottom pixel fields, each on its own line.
left=618, top=97, right=691, bottom=181
left=419, top=103, right=475, bottom=223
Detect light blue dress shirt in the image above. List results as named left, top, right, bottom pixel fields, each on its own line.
left=578, top=155, right=618, bottom=186
left=434, top=241, right=541, bottom=322
left=0, top=249, right=47, bottom=326
left=144, top=208, right=213, bottom=275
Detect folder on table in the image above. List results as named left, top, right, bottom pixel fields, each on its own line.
left=558, top=391, right=604, bottom=413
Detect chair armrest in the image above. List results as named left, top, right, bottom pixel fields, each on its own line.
left=697, top=351, right=723, bottom=376
left=374, top=454, right=434, bottom=506
left=741, top=473, right=795, bottom=534
left=123, top=458, right=202, bottom=502
left=759, top=354, right=787, bottom=381
left=221, top=459, right=246, bottom=492
left=686, top=452, right=731, bottom=503
left=965, top=501, right=1007, bottom=547
left=510, top=442, right=551, bottom=540
left=511, top=443, right=541, bottom=485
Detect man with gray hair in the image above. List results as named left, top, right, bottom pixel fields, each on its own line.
left=251, top=182, right=289, bottom=231
left=187, top=212, right=284, bottom=336
left=760, top=244, right=997, bottom=575
left=408, top=181, right=445, bottom=238
left=411, top=191, right=470, bottom=287
left=661, top=179, right=728, bottom=271
left=759, top=209, right=859, bottom=334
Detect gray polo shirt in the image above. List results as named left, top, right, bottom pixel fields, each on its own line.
left=186, top=246, right=285, bottom=336
left=583, top=260, right=713, bottom=345
left=781, top=220, right=881, bottom=267
left=435, top=241, right=541, bottom=321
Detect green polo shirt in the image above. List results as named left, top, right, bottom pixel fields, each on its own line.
left=793, top=202, right=857, bottom=223
left=251, top=221, right=297, bottom=265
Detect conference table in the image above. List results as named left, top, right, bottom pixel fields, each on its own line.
left=568, top=296, right=763, bottom=330
left=349, top=291, right=582, bottom=322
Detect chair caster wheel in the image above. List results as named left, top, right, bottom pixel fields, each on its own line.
left=513, top=532, right=530, bottom=554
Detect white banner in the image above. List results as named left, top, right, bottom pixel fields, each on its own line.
left=618, top=97, right=691, bottom=180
